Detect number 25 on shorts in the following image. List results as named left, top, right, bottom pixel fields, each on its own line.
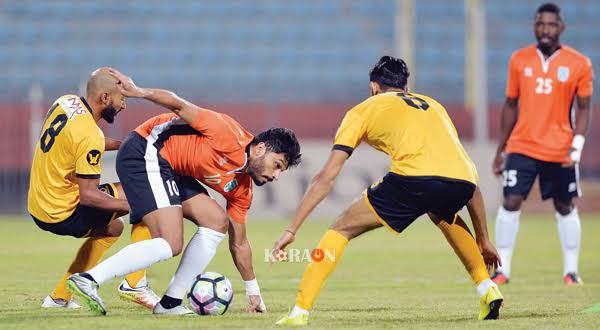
left=502, top=170, right=517, bottom=187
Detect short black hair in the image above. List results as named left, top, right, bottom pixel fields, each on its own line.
left=369, top=56, right=410, bottom=90
left=536, top=2, right=561, bottom=17
left=252, top=127, right=302, bottom=168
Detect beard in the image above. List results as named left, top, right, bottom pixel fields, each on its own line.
left=536, top=36, right=557, bottom=54
left=101, top=103, right=120, bottom=124
left=247, top=156, right=267, bottom=186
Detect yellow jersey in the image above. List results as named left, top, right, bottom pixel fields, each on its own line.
left=28, top=95, right=105, bottom=223
left=333, top=91, right=478, bottom=185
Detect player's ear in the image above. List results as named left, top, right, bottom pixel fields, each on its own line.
left=559, top=20, right=565, bottom=34
left=252, top=142, right=267, bottom=158
left=369, top=81, right=379, bottom=96
left=100, top=92, right=110, bottom=105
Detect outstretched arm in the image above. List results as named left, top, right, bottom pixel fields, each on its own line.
left=271, top=150, right=349, bottom=256
left=228, top=219, right=267, bottom=313
left=108, top=68, right=206, bottom=125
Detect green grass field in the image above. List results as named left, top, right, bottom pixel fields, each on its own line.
left=1, top=215, right=599, bottom=329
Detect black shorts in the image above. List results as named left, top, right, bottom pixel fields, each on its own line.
left=116, top=132, right=208, bottom=224
left=32, top=183, right=119, bottom=238
left=502, top=153, right=580, bottom=200
left=366, top=172, right=475, bottom=234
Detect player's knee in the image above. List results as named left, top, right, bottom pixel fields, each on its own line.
left=167, top=238, right=184, bottom=256
left=553, top=199, right=574, bottom=216
left=106, top=217, right=124, bottom=237
left=214, top=216, right=229, bottom=234
left=503, top=195, right=523, bottom=211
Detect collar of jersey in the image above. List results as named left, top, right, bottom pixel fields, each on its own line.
left=79, top=96, right=93, bottom=114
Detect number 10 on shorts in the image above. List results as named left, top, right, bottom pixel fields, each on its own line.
left=502, top=170, right=517, bottom=187
left=165, top=179, right=180, bottom=196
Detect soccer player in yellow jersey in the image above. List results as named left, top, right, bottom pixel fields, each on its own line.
left=273, top=56, right=505, bottom=325
left=28, top=68, right=158, bottom=310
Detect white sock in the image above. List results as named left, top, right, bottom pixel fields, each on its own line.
left=88, top=238, right=173, bottom=285
left=289, top=305, right=309, bottom=317
left=476, top=279, right=497, bottom=297
left=164, top=227, right=225, bottom=299
left=556, top=208, right=581, bottom=275
left=495, top=206, right=521, bottom=277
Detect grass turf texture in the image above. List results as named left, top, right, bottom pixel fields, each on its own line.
left=1, top=215, right=599, bottom=329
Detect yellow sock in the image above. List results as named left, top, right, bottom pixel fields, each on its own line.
left=51, top=236, right=118, bottom=301
left=124, top=223, right=152, bottom=287
left=437, top=216, right=489, bottom=284
left=296, top=230, right=349, bottom=310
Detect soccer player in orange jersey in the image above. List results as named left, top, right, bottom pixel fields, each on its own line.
left=491, top=3, right=593, bottom=286
left=68, top=69, right=301, bottom=316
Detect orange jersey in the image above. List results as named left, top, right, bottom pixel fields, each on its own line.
left=505, top=44, right=593, bottom=162
left=135, top=110, right=254, bottom=223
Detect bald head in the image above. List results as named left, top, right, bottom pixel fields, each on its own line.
left=85, top=67, right=126, bottom=123
left=87, top=67, right=121, bottom=98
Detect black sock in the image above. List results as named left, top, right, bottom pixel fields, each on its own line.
left=80, top=272, right=96, bottom=283
left=160, top=295, right=182, bottom=309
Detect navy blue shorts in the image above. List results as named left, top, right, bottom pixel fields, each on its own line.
left=116, top=132, right=208, bottom=224
left=366, top=172, right=475, bottom=234
left=502, top=153, right=580, bottom=200
left=32, top=183, right=118, bottom=238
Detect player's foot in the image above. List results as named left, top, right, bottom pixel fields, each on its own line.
left=118, top=280, right=160, bottom=309
left=564, top=273, right=583, bottom=286
left=67, top=273, right=106, bottom=315
left=275, top=314, right=309, bottom=326
left=478, top=285, right=503, bottom=320
left=41, top=295, right=80, bottom=309
left=491, top=271, right=509, bottom=285
left=152, top=302, right=195, bottom=315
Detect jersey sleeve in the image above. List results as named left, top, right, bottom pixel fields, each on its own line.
left=74, top=132, right=105, bottom=179
left=225, top=181, right=252, bottom=224
left=332, top=105, right=368, bottom=156
left=505, top=52, right=520, bottom=98
left=190, top=109, right=251, bottom=152
left=576, top=57, right=594, bottom=97
left=190, top=108, right=235, bottom=139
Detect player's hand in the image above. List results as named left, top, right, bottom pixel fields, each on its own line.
left=245, top=294, right=267, bottom=313
left=108, top=68, right=146, bottom=98
left=270, top=230, right=296, bottom=264
left=492, top=152, right=506, bottom=176
left=477, top=239, right=501, bottom=272
left=563, top=135, right=585, bottom=168
left=561, top=149, right=576, bottom=168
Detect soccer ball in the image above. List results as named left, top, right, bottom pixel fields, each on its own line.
left=188, top=272, right=234, bottom=315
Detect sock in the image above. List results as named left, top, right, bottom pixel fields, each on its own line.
left=436, top=216, right=489, bottom=284
left=164, top=227, right=225, bottom=300
left=87, top=238, right=173, bottom=285
left=495, top=206, right=521, bottom=277
left=476, top=279, right=497, bottom=297
left=124, top=223, right=153, bottom=287
left=296, top=230, right=348, bottom=310
left=289, top=305, right=309, bottom=318
left=556, top=208, right=581, bottom=275
left=50, top=236, right=118, bottom=301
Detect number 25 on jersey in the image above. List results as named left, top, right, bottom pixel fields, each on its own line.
left=535, top=77, right=552, bottom=94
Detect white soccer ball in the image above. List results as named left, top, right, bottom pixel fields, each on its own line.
left=188, top=272, right=234, bottom=315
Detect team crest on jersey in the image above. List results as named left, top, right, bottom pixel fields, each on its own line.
left=224, top=179, right=238, bottom=192
left=86, top=150, right=101, bottom=165
left=557, top=66, right=569, bottom=82
left=524, top=67, right=532, bottom=77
